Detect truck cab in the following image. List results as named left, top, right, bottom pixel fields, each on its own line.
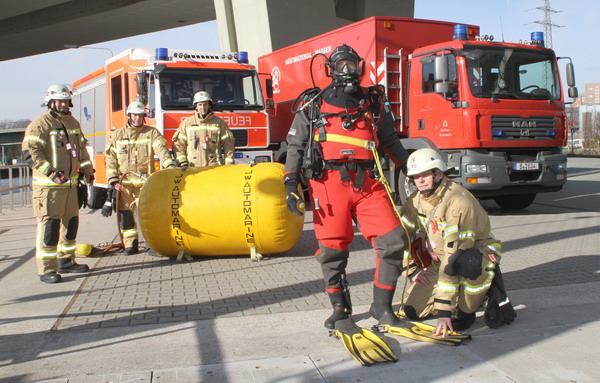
left=407, top=31, right=576, bottom=208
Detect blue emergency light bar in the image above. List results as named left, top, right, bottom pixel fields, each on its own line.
left=531, top=32, right=544, bottom=47
left=156, top=48, right=168, bottom=61
left=453, top=24, right=468, bottom=40
left=237, top=51, right=249, bottom=64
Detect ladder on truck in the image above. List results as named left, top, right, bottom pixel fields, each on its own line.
left=382, top=48, right=404, bottom=133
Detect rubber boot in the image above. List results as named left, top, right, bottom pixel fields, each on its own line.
left=452, top=308, right=476, bottom=331
left=40, top=272, right=62, bottom=283
left=369, top=286, right=402, bottom=326
left=324, top=290, right=351, bottom=330
left=58, top=258, right=90, bottom=273
left=124, top=239, right=139, bottom=255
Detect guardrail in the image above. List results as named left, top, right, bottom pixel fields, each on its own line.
left=0, top=165, right=31, bottom=213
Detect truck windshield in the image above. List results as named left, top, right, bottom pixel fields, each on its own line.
left=158, top=68, right=264, bottom=110
left=464, top=45, right=560, bottom=100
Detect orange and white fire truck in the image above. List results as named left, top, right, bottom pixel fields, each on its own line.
left=71, top=48, right=273, bottom=208
left=258, top=17, right=578, bottom=209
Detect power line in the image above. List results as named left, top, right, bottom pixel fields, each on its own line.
left=529, top=0, right=563, bottom=49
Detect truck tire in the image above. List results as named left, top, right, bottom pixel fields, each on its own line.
left=87, top=185, right=107, bottom=209
left=396, top=168, right=417, bottom=205
left=494, top=193, right=536, bottom=210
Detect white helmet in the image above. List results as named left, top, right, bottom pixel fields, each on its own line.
left=126, top=101, right=146, bottom=115
left=44, top=84, right=72, bottom=104
left=193, top=91, right=212, bottom=105
left=406, top=148, right=447, bottom=176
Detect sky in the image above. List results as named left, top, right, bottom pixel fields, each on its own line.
left=0, top=0, right=595, bottom=121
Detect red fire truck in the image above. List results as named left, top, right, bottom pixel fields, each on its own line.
left=258, top=17, right=578, bottom=209
left=71, top=48, right=273, bottom=208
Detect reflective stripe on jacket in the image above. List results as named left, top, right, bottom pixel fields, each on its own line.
left=105, top=123, right=174, bottom=185
left=22, top=110, right=93, bottom=188
left=172, top=112, right=235, bottom=167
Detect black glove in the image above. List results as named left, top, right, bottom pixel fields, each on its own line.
left=101, top=184, right=117, bottom=217
left=284, top=174, right=304, bottom=216
left=179, top=161, right=189, bottom=171
left=85, top=173, right=95, bottom=184
left=484, top=266, right=516, bottom=329
left=49, top=169, right=68, bottom=184
left=444, top=248, right=483, bottom=280
left=77, top=177, right=88, bottom=209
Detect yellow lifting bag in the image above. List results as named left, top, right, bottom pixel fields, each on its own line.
left=137, top=163, right=304, bottom=257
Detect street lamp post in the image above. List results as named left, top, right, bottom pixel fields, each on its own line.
left=64, top=44, right=114, bottom=57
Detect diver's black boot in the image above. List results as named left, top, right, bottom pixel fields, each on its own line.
left=58, top=258, right=90, bottom=273
left=452, top=308, right=476, bottom=331
left=369, top=286, right=402, bottom=326
left=324, top=289, right=351, bottom=330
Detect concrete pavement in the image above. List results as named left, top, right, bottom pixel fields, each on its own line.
left=0, top=157, right=599, bottom=382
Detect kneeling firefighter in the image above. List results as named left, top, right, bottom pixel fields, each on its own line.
left=22, top=84, right=95, bottom=283
left=102, top=101, right=176, bottom=254
left=284, top=44, right=414, bottom=365
left=400, top=148, right=516, bottom=335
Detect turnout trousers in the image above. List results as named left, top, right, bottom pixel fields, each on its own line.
left=117, top=184, right=142, bottom=248
left=32, top=186, right=79, bottom=275
left=403, top=260, right=496, bottom=317
left=309, top=169, right=407, bottom=290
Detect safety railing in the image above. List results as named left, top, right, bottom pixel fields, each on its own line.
left=0, top=165, right=32, bottom=213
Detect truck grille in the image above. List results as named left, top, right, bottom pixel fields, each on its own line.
left=491, top=116, right=555, bottom=140
left=231, top=129, right=248, bottom=147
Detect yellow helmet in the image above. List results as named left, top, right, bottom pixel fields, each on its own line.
left=75, top=243, right=93, bottom=257
left=406, top=148, right=447, bottom=176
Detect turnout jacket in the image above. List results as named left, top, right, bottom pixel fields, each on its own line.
left=105, top=123, right=174, bottom=186
left=22, top=110, right=94, bottom=188
left=401, top=178, right=501, bottom=314
left=284, top=86, right=408, bottom=176
left=172, top=111, right=235, bottom=167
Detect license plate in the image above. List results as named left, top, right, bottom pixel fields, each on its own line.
left=513, top=162, right=540, bottom=170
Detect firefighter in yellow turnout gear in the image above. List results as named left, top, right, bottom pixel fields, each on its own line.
left=22, top=84, right=95, bottom=283
left=172, top=91, right=235, bottom=169
left=103, top=101, right=176, bottom=254
left=400, top=148, right=505, bottom=335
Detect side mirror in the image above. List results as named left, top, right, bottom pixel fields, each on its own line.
left=566, top=63, right=575, bottom=87
left=568, top=87, right=578, bottom=99
left=136, top=72, right=148, bottom=105
left=434, top=55, right=449, bottom=81
left=565, top=62, right=578, bottom=99
left=435, top=82, right=451, bottom=94
left=265, top=79, right=274, bottom=99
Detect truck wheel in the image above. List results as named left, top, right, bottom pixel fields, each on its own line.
left=87, top=185, right=107, bottom=209
left=396, top=168, right=417, bottom=205
left=494, top=193, right=536, bottom=210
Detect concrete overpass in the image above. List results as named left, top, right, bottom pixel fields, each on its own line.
left=0, top=0, right=414, bottom=62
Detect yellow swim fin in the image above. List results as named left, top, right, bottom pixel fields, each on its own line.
left=374, top=318, right=471, bottom=346
left=333, top=318, right=398, bottom=366
left=410, top=321, right=472, bottom=340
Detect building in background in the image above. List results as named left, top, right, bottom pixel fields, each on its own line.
left=567, top=83, right=600, bottom=153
